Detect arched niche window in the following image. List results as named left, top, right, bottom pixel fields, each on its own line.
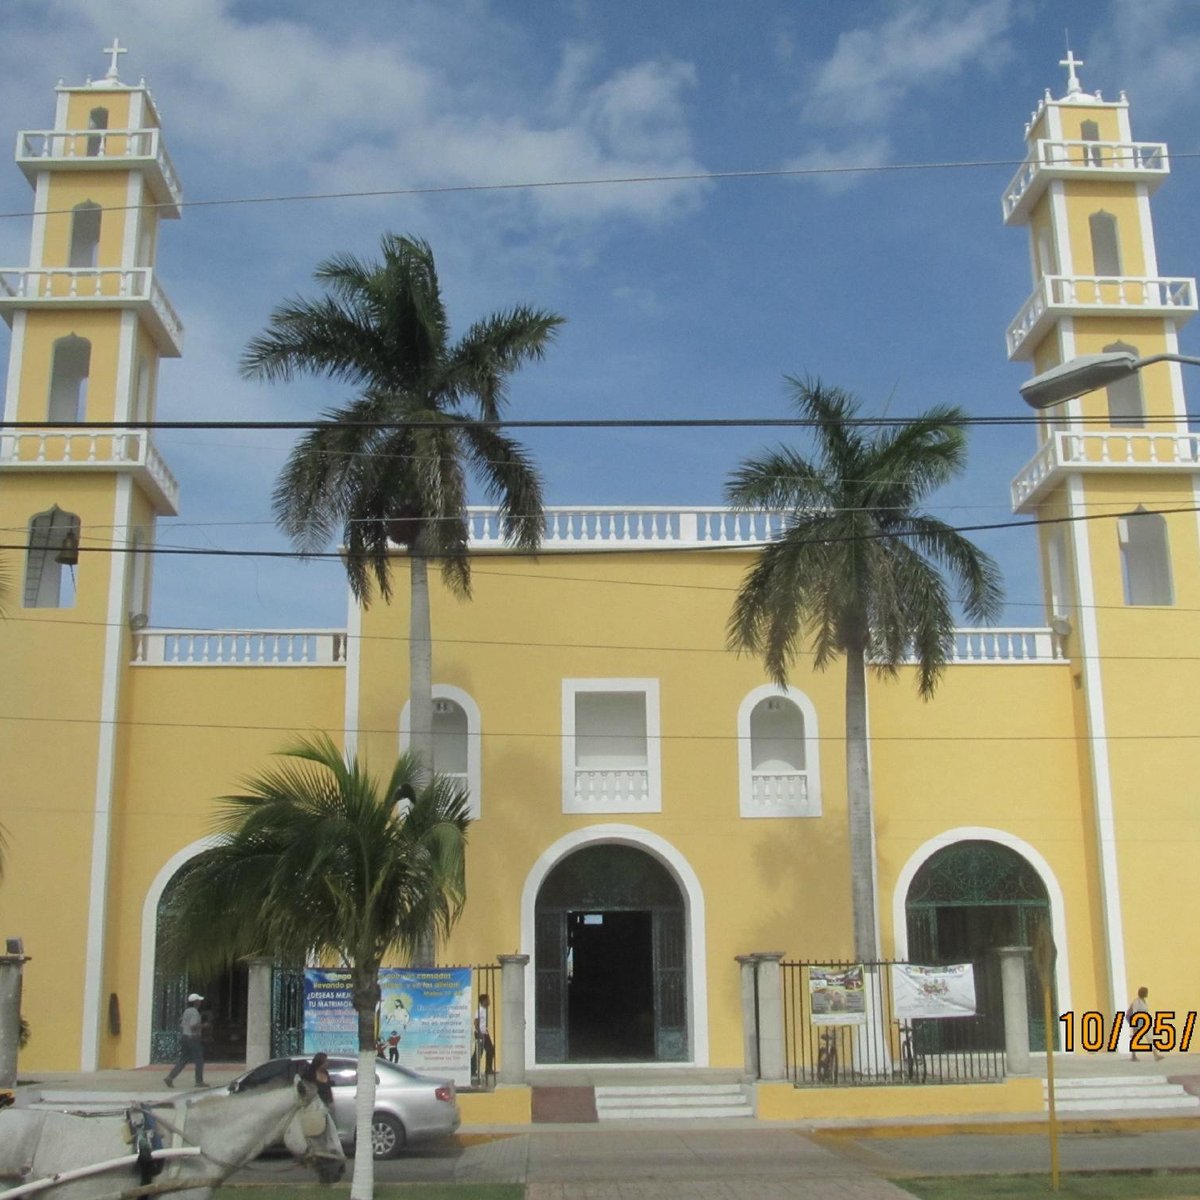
left=1035, top=229, right=1056, bottom=279
left=1089, top=210, right=1122, bottom=276
left=48, top=334, right=91, bottom=422
left=1103, top=340, right=1144, bottom=427
left=24, top=506, right=80, bottom=608
left=1119, top=506, right=1173, bottom=606
left=86, top=107, right=109, bottom=157
left=399, top=685, right=482, bottom=819
left=68, top=201, right=102, bottom=269
left=737, top=685, right=821, bottom=818
left=1079, top=119, right=1102, bottom=167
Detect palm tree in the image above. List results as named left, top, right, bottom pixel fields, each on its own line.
left=241, top=234, right=564, bottom=777
left=726, top=378, right=1003, bottom=961
left=165, top=735, right=470, bottom=1200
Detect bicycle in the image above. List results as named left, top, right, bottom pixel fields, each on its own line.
left=896, top=1020, right=928, bottom=1083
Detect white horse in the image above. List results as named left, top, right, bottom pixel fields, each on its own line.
left=0, top=1079, right=345, bottom=1200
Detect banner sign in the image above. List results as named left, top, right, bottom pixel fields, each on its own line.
left=303, top=967, right=473, bottom=1085
left=891, top=963, right=977, bottom=1019
left=809, top=964, right=867, bottom=1026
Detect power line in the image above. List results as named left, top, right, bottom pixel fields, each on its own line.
left=2, top=148, right=1198, bottom=223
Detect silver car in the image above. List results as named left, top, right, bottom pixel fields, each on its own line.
left=227, top=1055, right=460, bottom=1159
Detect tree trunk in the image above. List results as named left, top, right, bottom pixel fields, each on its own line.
left=349, top=967, right=380, bottom=1200
left=408, top=552, right=437, bottom=967
left=845, top=643, right=879, bottom=962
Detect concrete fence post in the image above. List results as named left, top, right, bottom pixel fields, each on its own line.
left=497, top=954, right=529, bottom=1085
left=735, top=955, right=760, bottom=1078
left=997, top=945, right=1032, bottom=1075
left=0, top=940, right=30, bottom=1090
left=753, top=952, right=786, bottom=1081
left=244, top=957, right=273, bottom=1067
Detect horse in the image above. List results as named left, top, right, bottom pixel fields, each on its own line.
left=0, top=1078, right=345, bottom=1200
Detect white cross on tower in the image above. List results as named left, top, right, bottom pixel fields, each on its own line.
left=1060, top=48, right=1084, bottom=96
left=103, top=37, right=127, bottom=82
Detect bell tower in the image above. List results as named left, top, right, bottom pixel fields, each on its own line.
left=0, top=41, right=183, bottom=1068
left=1005, top=55, right=1199, bottom=1014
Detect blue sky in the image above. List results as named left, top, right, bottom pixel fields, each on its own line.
left=2, top=0, right=1199, bottom=630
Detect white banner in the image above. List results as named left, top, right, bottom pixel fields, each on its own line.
left=891, top=963, right=977, bottom=1019
left=809, top=964, right=867, bottom=1026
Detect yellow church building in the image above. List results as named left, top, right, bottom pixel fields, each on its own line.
left=2, top=47, right=1198, bottom=1110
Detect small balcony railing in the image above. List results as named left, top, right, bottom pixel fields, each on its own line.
left=1006, top=274, right=1196, bottom=360
left=751, top=771, right=808, bottom=807
left=572, top=767, right=651, bottom=809
left=133, top=629, right=348, bottom=666
left=0, top=428, right=178, bottom=514
left=16, top=128, right=183, bottom=216
left=0, top=267, right=184, bottom=356
left=467, top=505, right=788, bottom=549
left=1002, top=138, right=1168, bottom=224
left=1012, top=429, right=1200, bottom=510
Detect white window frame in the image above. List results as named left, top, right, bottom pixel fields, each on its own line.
left=562, top=678, right=661, bottom=815
left=737, top=684, right=822, bottom=818
left=399, top=684, right=482, bottom=819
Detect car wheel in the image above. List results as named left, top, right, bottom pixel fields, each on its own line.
left=371, top=1113, right=405, bottom=1160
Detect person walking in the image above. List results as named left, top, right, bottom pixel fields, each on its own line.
left=164, top=992, right=206, bottom=1088
left=474, top=993, right=495, bottom=1082
left=1127, top=985, right=1165, bottom=1062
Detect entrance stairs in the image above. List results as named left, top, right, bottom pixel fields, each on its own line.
left=594, top=1082, right=754, bottom=1120
left=1046, top=1075, right=1200, bottom=1114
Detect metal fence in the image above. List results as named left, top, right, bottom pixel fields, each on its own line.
left=781, top=960, right=1006, bottom=1086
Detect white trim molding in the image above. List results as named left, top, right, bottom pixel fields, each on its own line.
left=561, top=678, right=662, bottom=814
left=891, top=826, right=1073, bottom=1019
left=736, top=683, right=822, bottom=818
left=136, top=835, right=223, bottom=1066
left=400, top=684, right=483, bottom=819
left=519, top=824, right=709, bottom=1067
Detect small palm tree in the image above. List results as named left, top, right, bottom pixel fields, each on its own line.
left=241, top=234, right=564, bottom=778
left=727, top=378, right=1002, bottom=961
left=165, top=735, right=470, bottom=1200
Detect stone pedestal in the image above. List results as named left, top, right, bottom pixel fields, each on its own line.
left=735, top=955, right=759, bottom=1077
left=0, top=946, right=31, bottom=1090
left=998, top=945, right=1032, bottom=1075
left=753, top=952, right=786, bottom=1081
left=244, top=957, right=273, bottom=1067
left=497, top=954, right=529, bottom=1085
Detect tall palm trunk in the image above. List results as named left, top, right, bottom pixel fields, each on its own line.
left=845, top=642, right=878, bottom=962
left=350, top=966, right=380, bottom=1200
left=408, top=553, right=437, bottom=967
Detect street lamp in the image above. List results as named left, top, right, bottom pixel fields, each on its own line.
left=1019, top=351, right=1200, bottom=409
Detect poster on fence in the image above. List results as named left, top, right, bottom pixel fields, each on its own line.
left=891, top=963, right=977, bottom=1019
left=303, top=967, right=473, bottom=1085
left=809, top=964, right=867, bottom=1026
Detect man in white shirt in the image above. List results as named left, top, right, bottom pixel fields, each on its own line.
left=164, top=992, right=206, bottom=1087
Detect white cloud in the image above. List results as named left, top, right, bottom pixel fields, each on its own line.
left=803, top=0, right=1014, bottom=125
left=783, top=136, right=893, bottom=194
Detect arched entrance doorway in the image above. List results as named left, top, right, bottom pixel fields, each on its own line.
left=150, top=856, right=247, bottom=1063
left=534, top=843, right=686, bottom=1063
left=905, top=839, right=1055, bottom=1050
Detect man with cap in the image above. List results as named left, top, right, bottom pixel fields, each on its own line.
left=164, top=992, right=206, bottom=1088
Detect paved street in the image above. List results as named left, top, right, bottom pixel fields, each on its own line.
left=227, top=1121, right=1200, bottom=1196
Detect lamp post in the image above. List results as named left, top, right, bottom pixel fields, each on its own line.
left=1019, top=351, right=1200, bottom=410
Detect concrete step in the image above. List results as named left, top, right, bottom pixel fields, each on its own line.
left=1043, top=1074, right=1200, bottom=1113
left=594, top=1084, right=753, bottom=1121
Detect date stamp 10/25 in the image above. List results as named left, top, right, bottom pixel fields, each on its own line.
left=1058, top=1010, right=1197, bottom=1053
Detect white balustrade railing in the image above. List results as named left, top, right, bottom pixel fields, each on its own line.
left=133, top=630, right=348, bottom=666
left=573, top=768, right=650, bottom=807
left=752, top=771, right=809, bottom=806
left=941, top=628, right=1060, bottom=663
left=0, top=267, right=184, bottom=353
left=1007, top=274, right=1197, bottom=357
left=467, top=505, right=788, bottom=548
left=0, top=428, right=179, bottom=512
left=1012, top=430, right=1200, bottom=508
left=16, top=128, right=182, bottom=208
left=1002, top=139, right=1168, bottom=220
